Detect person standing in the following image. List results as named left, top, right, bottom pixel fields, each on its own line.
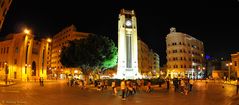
left=166, top=78, right=170, bottom=90
left=39, top=77, right=42, bottom=86
left=180, top=79, right=185, bottom=94
left=189, top=79, right=194, bottom=92
left=120, top=79, right=126, bottom=100
left=236, top=78, right=239, bottom=95
left=41, top=77, right=44, bottom=86
left=39, top=77, right=44, bottom=86
left=173, top=78, right=178, bottom=92
left=146, top=80, right=152, bottom=93
left=111, top=80, right=117, bottom=95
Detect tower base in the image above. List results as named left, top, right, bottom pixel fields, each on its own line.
left=113, top=68, right=142, bottom=79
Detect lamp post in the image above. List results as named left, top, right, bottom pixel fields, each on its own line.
left=24, top=28, right=31, bottom=80
left=226, top=62, right=232, bottom=81
left=4, top=62, right=8, bottom=85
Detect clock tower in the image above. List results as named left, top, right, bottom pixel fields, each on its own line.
left=116, top=9, right=141, bottom=79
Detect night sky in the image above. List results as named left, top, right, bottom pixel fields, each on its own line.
left=1, top=0, right=239, bottom=66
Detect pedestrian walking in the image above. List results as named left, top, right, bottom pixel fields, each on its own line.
left=120, top=79, right=126, bottom=100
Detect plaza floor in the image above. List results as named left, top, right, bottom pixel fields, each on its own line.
left=0, top=80, right=238, bottom=105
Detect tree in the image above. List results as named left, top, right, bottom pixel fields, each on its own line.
left=60, top=34, right=117, bottom=79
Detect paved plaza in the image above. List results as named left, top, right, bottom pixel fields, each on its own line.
left=0, top=80, right=239, bottom=105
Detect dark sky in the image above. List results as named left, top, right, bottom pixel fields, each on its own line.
left=1, top=0, right=239, bottom=66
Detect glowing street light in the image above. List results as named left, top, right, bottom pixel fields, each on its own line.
left=47, top=38, right=52, bottom=43
left=24, top=29, right=30, bottom=34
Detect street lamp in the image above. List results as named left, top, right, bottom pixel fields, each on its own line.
left=47, top=38, right=52, bottom=43
left=24, top=29, right=30, bottom=34
left=4, top=62, right=8, bottom=85
left=226, top=62, right=233, bottom=81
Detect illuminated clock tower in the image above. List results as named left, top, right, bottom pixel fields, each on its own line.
left=116, top=9, right=141, bottom=79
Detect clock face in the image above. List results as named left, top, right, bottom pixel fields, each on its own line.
left=125, top=20, right=132, bottom=27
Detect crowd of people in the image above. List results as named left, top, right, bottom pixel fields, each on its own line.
left=66, top=77, right=197, bottom=100
left=172, top=78, right=194, bottom=95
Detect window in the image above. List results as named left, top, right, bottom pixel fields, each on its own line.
left=15, top=47, right=19, bottom=53
left=180, top=49, right=182, bottom=53
left=181, top=65, right=183, bottom=68
left=6, top=47, right=9, bottom=53
left=235, top=61, right=237, bottom=66
left=172, top=42, right=177, bottom=45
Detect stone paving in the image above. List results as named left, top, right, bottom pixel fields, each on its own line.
left=0, top=80, right=238, bottom=105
